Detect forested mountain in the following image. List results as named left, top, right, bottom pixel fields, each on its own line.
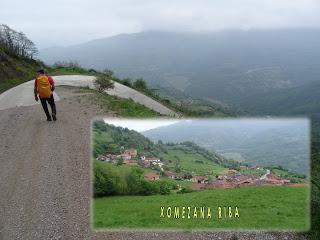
left=40, top=29, right=320, bottom=114
left=142, top=119, right=310, bottom=174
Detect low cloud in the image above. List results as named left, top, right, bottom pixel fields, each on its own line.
left=1, top=0, right=319, bottom=48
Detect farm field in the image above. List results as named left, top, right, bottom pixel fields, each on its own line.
left=93, top=186, right=309, bottom=230
left=159, top=148, right=226, bottom=176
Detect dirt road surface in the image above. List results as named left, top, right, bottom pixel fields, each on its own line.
left=0, top=85, right=306, bottom=239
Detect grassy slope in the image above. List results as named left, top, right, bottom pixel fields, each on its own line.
left=0, top=49, right=40, bottom=93
left=98, top=162, right=157, bottom=175
left=93, top=186, right=309, bottom=230
left=159, top=148, right=226, bottom=176
left=79, top=88, right=160, bottom=117
left=92, top=123, right=229, bottom=177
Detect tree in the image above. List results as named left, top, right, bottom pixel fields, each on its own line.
left=116, top=158, right=123, bottom=166
left=133, top=78, right=147, bottom=90
left=103, top=69, right=114, bottom=77
left=174, top=163, right=181, bottom=173
left=0, top=24, right=38, bottom=59
left=94, top=163, right=118, bottom=196
left=122, top=78, right=132, bottom=87
left=94, top=75, right=114, bottom=92
left=53, top=61, right=80, bottom=68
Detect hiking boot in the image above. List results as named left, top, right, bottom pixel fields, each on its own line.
left=52, top=114, right=57, bottom=121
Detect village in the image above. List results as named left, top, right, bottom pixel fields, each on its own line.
left=96, top=148, right=303, bottom=191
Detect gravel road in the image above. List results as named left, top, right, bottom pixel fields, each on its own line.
left=0, top=85, right=306, bottom=239
left=0, top=75, right=177, bottom=116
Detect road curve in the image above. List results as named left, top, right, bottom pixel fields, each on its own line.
left=0, top=75, right=177, bottom=116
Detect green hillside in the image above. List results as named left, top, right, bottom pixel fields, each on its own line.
left=93, top=120, right=239, bottom=172
left=157, top=146, right=225, bottom=176
left=143, top=120, right=310, bottom=174
left=0, top=47, right=41, bottom=93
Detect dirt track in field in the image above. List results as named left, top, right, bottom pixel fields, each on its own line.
left=0, top=86, right=307, bottom=240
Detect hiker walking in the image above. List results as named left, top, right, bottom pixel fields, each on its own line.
left=34, top=68, right=57, bottom=121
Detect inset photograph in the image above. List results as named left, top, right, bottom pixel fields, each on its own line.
left=91, top=118, right=310, bottom=230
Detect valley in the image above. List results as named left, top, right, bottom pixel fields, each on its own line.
left=92, top=120, right=309, bottom=229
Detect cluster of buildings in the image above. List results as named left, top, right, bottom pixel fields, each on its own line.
left=190, top=169, right=292, bottom=190
left=96, top=148, right=164, bottom=170
left=96, top=148, right=138, bottom=162
left=140, top=156, right=164, bottom=169
left=96, top=148, right=301, bottom=189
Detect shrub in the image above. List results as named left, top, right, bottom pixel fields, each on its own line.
left=116, top=158, right=123, bottom=165
left=88, top=68, right=97, bottom=74
left=94, top=163, right=118, bottom=197
left=103, top=69, right=114, bottom=77
left=122, top=78, right=132, bottom=87
left=95, top=75, right=114, bottom=92
left=126, top=170, right=144, bottom=195
left=133, top=78, right=147, bottom=90
left=159, top=182, right=171, bottom=195
left=53, top=61, right=80, bottom=68
left=140, top=180, right=159, bottom=195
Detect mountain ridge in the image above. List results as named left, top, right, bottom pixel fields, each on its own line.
left=142, top=119, right=310, bottom=174
left=39, top=29, right=320, bottom=114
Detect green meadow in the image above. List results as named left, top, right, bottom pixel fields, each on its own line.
left=160, top=148, right=226, bottom=176
left=93, top=186, right=309, bottom=230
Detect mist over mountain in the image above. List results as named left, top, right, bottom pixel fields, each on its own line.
left=142, top=119, right=310, bottom=174
left=39, top=29, right=320, bottom=114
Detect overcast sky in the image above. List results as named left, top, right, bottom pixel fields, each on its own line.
left=1, top=0, right=320, bottom=48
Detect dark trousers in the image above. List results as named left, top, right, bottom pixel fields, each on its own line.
left=40, top=95, right=56, bottom=119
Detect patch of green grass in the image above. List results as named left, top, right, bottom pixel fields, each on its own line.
left=98, top=161, right=157, bottom=175
left=160, top=148, right=226, bottom=176
left=93, top=186, right=309, bottom=230
left=79, top=87, right=160, bottom=117
left=271, top=168, right=306, bottom=183
left=161, top=177, right=192, bottom=189
left=0, top=50, right=40, bottom=93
